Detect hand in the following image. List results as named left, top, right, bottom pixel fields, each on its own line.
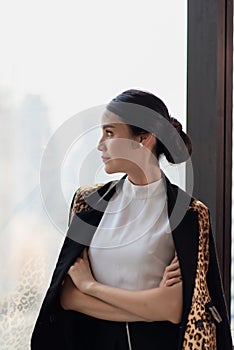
left=68, top=248, right=96, bottom=293
left=159, top=254, right=182, bottom=288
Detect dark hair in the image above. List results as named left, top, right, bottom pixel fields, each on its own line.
left=106, top=89, right=192, bottom=164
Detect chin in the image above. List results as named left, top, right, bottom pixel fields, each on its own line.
left=104, top=163, right=122, bottom=174
left=104, top=166, right=117, bottom=174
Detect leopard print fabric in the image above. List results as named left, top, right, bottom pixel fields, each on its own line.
left=183, top=199, right=216, bottom=350
left=69, top=184, right=104, bottom=223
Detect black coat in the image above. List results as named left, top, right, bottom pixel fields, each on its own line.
left=31, top=173, right=233, bottom=349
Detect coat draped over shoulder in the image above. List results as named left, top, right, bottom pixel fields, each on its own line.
left=31, top=173, right=233, bottom=350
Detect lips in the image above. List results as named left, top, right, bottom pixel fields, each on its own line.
left=101, top=156, right=111, bottom=163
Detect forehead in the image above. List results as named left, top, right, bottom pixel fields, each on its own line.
left=101, top=110, right=124, bottom=126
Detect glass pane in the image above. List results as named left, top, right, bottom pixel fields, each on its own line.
left=0, top=1, right=187, bottom=348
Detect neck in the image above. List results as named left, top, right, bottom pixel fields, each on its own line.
left=127, top=165, right=162, bottom=185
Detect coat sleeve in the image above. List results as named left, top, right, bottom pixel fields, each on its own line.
left=181, top=200, right=233, bottom=350
left=206, top=210, right=233, bottom=349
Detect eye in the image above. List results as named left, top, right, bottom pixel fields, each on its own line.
left=105, top=129, right=113, bottom=137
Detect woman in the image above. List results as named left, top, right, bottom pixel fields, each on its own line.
left=31, top=90, right=232, bottom=349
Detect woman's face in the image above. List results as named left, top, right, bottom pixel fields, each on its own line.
left=97, top=110, right=141, bottom=174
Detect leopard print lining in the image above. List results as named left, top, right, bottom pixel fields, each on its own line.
left=183, top=199, right=216, bottom=350
left=69, top=184, right=104, bottom=224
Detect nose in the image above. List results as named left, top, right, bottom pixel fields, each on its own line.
left=97, top=136, right=106, bottom=152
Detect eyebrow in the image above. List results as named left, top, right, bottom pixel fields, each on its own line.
left=102, top=124, right=116, bottom=129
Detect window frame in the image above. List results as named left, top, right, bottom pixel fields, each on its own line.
left=186, top=0, right=233, bottom=316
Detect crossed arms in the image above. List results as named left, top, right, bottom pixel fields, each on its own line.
left=60, top=248, right=182, bottom=324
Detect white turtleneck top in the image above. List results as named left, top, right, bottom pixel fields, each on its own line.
left=88, top=176, right=175, bottom=290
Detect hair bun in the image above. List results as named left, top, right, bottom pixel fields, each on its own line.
left=170, top=117, right=182, bottom=134
left=162, top=116, right=192, bottom=164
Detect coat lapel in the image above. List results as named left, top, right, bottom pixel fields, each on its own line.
left=162, top=174, right=199, bottom=346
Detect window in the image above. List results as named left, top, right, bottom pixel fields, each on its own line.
left=0, top=1, right=187, bottom=348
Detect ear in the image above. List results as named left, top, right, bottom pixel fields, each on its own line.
left=140, top=133, right=156, bottom=149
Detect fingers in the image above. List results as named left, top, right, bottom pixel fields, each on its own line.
left=165, top=268, right=181, bottom=278
left=73, top=248, right=88, bottom=263
left=159, top=253, right=182, bottom=288
left=165, top=277, right=182, bottom=287
left=165, top=261, right=180, bottom=273
left=171, top=254, right=178, bottom=264
left=160, top=272, right=182, bottom=288
left=68, top=257, right=81, bottom=276
left=82, top=247, right=89, bottom=260
left=164, top=263, right=181, bottom=282
left=67, top=266, right=74, bottom=278
left=68, top=248, right=89, bottom=275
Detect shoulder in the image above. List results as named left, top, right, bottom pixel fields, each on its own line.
left=72, top=183, right=105, bottom=213
left=188, top=198, right=211, bottom=231
left=68, top=183, right=106, bottom=225
left=74, top=183, right=105, bottom=198
left=188, top=198, right=209, bottom=215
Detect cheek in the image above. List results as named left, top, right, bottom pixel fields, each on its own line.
left=107, top=139, right=133, bottom=158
